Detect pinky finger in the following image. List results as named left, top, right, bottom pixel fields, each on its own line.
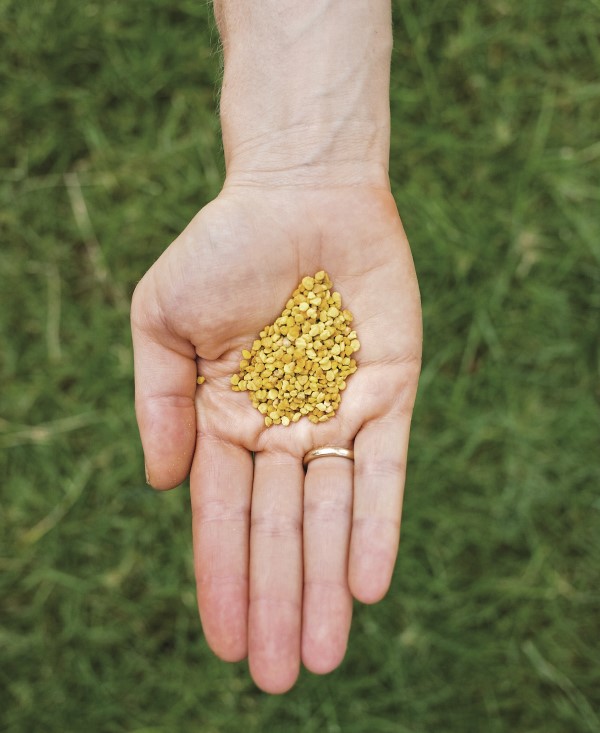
left=349, top=413, right=413, bottom=604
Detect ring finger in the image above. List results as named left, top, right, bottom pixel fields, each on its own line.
left=301, top=453, right=353, bottom=674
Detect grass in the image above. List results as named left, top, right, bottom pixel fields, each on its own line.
left=1, top=0, right=599, bottom=730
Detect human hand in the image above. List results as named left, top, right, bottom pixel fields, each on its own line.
left=131, top=184, right=422, bottom=692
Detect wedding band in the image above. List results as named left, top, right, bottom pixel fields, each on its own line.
left=302, top=447, right=355, bottom=468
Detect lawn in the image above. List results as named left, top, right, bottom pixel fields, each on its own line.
left=1, top=1, right=599, bottom=731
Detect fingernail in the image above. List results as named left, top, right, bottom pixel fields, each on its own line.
left=144, top=461, right=150, bottom=485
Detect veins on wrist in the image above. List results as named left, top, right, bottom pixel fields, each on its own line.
left=222, top=119, right=390, bottom=190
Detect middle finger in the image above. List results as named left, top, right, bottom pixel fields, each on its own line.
left=248, top=450, right=304, bottom=694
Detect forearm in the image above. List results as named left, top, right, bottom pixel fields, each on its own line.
left=214, top=0, right=392, bottom=188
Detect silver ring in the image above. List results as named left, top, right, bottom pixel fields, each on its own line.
left=303, top=446, right=354, bottom=468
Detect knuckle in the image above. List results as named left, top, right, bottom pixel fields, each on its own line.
left=354, top=457, right=405, bottom=482
left=130, top=277, right=151, bottom=329
left=251, top=512, right=301, bottom=539
left=192, top=498, right=248, bottom=527
left=304, top=497, right=351, bottom=522
left=352, top=514, right=401, bottom=537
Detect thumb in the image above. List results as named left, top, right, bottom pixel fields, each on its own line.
left=131, top=276, right=197, bottom=490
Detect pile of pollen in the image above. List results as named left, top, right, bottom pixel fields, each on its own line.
left=231, top=271, right=360, bottom=427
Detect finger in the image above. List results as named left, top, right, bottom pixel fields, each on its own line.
left=349, top=412, right=412, bottom=604
left=131, top=286, right=197, bottom=490
left=248, top=451, right=303, bottom=694
left=301, top=456, right=353, bottom=675
left=191, top=434, right=253, bottom=662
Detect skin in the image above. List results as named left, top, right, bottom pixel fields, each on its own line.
left=131, top=1, right=422, bottom=694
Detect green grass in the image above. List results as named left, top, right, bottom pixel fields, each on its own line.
left=1, top=0, right=599, bottom=730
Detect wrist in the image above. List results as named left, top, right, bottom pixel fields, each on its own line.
left=222, top=119, right=390, bottom=190
left=216, top=0, right=392, bottom=189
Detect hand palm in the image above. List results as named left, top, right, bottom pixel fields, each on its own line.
left=131, top=186, right=421, bottom=692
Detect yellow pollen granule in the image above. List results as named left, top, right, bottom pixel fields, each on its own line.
left=231, top=272, right=360, bottom=426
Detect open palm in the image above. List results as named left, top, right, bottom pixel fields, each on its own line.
left=131, top=185, right=422, bottom=693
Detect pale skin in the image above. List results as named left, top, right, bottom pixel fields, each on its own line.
left=131, top=0, right=422, bottom=694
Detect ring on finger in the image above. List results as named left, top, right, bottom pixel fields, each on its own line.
left=302, top=446, right=354, bottom=468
